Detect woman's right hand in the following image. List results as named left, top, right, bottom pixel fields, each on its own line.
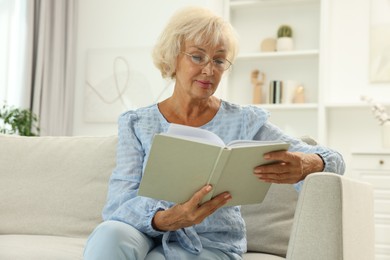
left=151, top=185, right=231, bottom=231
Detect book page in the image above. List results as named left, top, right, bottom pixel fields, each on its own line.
left=167, top=123, right=225, bottom=147
left=227, top=139, right=287, bottom=148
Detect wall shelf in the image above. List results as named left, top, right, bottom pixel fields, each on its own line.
left=230, top=0, right=319, bottom=9
left=236, top=50, right=319, bottom=60
left=253, top=103, right=318, bottom=110
left=325, top=102, right=390, bottom=108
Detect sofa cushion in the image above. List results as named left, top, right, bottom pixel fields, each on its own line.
left=0, top=235, right=85, bottom=260
left=0, top=135, right=117, bottom=237
left=243, top=252, right=285, bottom=260
left=241, top=183, right=298, bottom=257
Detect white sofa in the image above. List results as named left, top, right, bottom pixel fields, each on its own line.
left=0, top=134, right=376, bottom=260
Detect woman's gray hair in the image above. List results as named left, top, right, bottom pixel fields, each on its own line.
left=152, top=6, right=239, bottom=79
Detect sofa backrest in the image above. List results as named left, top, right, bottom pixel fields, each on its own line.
left=0, top=134, right=117, bottom=238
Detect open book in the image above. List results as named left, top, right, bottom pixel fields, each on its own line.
left=138, top=124, right=289, bottom=207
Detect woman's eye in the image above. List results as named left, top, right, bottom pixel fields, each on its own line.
left=214, top=58, right=225, bottom=65
left=191, top=55, right=204, bottom=63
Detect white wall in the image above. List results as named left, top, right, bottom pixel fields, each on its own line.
left=324, top=0, right=390, bottom=173
left=326, top=0, right=390, bottom=104
left=73, top=0, right=224, bottom=135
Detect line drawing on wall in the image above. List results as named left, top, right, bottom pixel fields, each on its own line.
left=370, top=0, right=390, bottom=83
left=84, top=47, right=173, bottom=123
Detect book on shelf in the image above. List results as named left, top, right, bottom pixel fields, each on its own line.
left=138, top=123, right=289, bottom=207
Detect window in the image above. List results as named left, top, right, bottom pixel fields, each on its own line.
left=0, top=0, right=28, bottom=107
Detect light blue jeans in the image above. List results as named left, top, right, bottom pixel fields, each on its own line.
left=83, top=220, right=236, bottom=260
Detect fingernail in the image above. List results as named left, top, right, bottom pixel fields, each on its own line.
left=224, top=194, right=232, bottom=199
left=206, top=185, right=212, bottom=192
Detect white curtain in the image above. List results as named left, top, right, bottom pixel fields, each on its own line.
left=29, top=0, right=77, bottom=136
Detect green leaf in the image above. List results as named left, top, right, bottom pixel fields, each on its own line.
left=0, top=102, right=40, bottom=136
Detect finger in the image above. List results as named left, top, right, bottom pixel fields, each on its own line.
left=210, top=192, right=232, bottom=207
left=198, top=192, right=231, bottom=215
left=254, top=161, right=287, bottom=174
left=265, top=151, right=300, bottom=164
left=188, top=185, right=213, bottom=207
left=257, top=171, right=302, bottom=184
left=258, top=172, right=287, bottom=182
left=264, top=150, right=290, bottom=161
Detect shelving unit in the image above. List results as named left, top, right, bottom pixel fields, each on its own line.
left=222, top=2, right=390, bottom=258
left=223, top=0, right=322, bottom=140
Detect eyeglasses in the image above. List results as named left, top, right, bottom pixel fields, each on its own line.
left=181, top=51, right=232, bottom=71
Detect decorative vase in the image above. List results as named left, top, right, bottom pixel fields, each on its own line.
left=292, top=85, right=305, bottom=103
left=276, top=37, right=293, bottom=51
left=260, top=38, right=276, bottom=52
left=383, top=121, right=390, bottom=148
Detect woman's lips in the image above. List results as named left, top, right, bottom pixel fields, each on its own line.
left=196, top=80, right=212, bottom=88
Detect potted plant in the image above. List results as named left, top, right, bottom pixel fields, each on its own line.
left=276, top=25, right=294, bottom=51
left=0, top=102, right=40, bottom=136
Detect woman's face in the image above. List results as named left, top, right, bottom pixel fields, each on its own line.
left=174, top=41, right=229, bottom=100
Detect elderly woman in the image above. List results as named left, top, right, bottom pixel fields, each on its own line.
left=84, top=6, right=345, bottom=260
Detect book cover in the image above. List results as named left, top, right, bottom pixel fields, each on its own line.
left=138, top=124, right=289, bottom=207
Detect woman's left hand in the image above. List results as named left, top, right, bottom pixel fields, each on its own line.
left=253, top=151, right=324, bottom=184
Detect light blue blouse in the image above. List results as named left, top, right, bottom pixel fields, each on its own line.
left=102, top=100, right=345, bottom=259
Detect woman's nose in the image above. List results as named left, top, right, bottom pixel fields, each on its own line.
left=202, top=61, right=214, bottom=75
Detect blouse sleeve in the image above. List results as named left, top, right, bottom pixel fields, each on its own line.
left=102, top=111, right=168, bottom=237
left=254, top=121, right=346, bottom=191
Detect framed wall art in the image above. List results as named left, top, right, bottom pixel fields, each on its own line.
left=370, top=0, right=390, bottom=83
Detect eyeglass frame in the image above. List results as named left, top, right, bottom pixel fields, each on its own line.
left=180, top=51, right=232, bottom=71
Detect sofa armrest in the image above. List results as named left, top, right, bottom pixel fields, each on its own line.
left=286, top=172, right=375, bottom=260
